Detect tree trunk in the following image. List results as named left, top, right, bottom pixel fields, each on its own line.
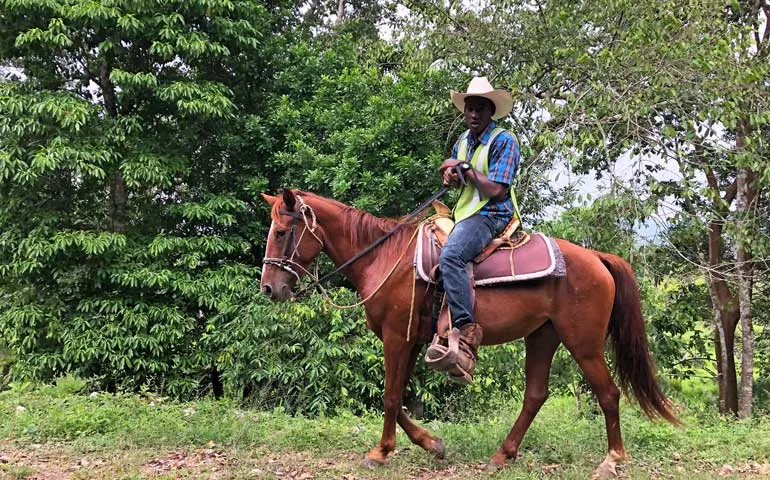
left=100, top=57, right=128, bottom=233
left=706, top=216, right=739, bottom=415
left=211, top=364, right=224, bottom=399
left=736, top=241, right=754, bottom=418
left=735, top=120, right=757, bottom=417
left=110, top=175, right=128, bottom=233
left=337, top=0, right=344, bottom=22
left=712, top=313, right=739, bottom=414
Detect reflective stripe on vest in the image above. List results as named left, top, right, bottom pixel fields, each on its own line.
left=453, top=127, right=506, bottom=222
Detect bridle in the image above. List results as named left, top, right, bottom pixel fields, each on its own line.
left=262, top=195, right=324, bottom=284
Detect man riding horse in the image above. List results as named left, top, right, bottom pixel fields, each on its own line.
left=259, top=76, right=677, bottom=476
left=429, top=77, right=520, bottom=382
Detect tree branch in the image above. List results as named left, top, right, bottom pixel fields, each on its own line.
left=724, top=178, right=738, bottom=205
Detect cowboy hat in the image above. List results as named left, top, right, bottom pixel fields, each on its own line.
left=451, top=77, right=513, bottom=120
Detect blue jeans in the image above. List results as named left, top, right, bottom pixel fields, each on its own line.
left=439, top=214, right=510, bottom=328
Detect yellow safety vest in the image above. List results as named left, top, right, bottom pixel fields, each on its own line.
left=453, top=127, right=519, bottom=222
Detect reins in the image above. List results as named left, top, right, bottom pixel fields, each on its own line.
left=262, top=165, right=470, bottom=339
left=308, top=182, right=454, bottom=289
left=264, top=186, right=447, bottom=300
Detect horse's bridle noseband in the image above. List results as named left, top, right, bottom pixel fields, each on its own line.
left=262, top=196, right=324, bottom=282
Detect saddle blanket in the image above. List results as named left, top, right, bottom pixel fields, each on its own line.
left=414, top=224, right=566, bottom=286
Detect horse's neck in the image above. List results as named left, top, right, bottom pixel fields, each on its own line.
left=311, top=198, right=411, bottom=292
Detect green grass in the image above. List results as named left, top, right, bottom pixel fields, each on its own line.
left=1, top=382, right=769, bottom=479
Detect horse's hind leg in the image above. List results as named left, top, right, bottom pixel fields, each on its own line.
left=566, top=345, right=627, bottom=477
left=488, top=322, right=560, bottom=469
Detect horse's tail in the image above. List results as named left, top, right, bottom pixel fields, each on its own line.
left=596, top=251, right=680, bottom=425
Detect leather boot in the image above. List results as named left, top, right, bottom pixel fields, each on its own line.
left=447, top=323, right=483, bottom=385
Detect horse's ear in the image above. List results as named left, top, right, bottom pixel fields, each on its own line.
left=261, top=193, right=278, bottom=206
left=282, top=188, right=296, bottom=210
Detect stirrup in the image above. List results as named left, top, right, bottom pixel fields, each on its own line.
left=424, top=329, right=461, bottom=372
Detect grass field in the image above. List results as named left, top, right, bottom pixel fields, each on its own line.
left=1, top=380, right=769, bottom=479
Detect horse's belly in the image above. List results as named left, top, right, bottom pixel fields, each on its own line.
left=473, top=283, right=554, bottom=345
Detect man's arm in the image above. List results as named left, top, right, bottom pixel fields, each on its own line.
left=472, top=132, right=519, bottom=199
left=440, top=141, right=463, bottom=186
left=463, top=170, right=507, bottom=200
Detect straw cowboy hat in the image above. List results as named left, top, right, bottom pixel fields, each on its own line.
left=451, top=77, right=513, bottom=120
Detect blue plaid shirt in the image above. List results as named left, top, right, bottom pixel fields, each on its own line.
left=451, top=122, right=520, bottom=220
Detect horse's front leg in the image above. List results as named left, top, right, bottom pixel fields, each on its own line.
left=364, top=329, right=444, bottom=466
left=397, top=346, right=445, bottom=459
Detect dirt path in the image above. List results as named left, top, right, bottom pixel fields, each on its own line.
left=0, top=440, right=484, bottom=480
left=2, top=440, right=770, bottom=479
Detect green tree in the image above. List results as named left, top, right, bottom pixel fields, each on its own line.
left=0, top=0, right=289, bottom=394
left=265, top=34, right=460, bottom=216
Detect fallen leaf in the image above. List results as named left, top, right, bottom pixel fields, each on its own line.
left=719, top=464, right=734, bottom=476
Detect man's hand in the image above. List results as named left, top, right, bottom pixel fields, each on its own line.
left=439, top=159, right=463, bottom=187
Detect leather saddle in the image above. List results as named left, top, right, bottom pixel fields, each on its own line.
left=414, top=202, right=561, bottom=286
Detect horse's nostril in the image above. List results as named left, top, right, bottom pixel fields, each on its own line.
left=262, top=284, right=273, bottom=297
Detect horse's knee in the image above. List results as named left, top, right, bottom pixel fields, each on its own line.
left=523, top=389, right=549, bottom=414
left=383, top=397, right=402, bottom=413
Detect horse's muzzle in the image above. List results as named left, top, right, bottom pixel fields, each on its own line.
left=261, top=282, right=292, bottom=301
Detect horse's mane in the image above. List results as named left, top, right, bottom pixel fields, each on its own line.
left=295, top=191, right=419, bottom=261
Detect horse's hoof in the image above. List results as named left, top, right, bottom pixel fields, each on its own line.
left=485, top=461, right=504, bottom=472
left=362, top=457, right=384, bottom=469
left=591, top=461, right=618, bottom=479
left=591, top=450, right=624, bottom=479
left=430, top=438, right=446, bottom=459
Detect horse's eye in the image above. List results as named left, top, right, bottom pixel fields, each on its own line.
left=275, top=230, right=286, bottom=239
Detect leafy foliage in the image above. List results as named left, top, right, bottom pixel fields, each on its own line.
left=1, top=0, right=769, bottom=418
left=0, top=0, right=286, bottom=395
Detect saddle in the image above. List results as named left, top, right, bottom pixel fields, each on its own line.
left=414, top=202, right=563, bottom=287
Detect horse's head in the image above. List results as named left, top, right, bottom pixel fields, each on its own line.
left=260, top=189, right=325, bottom=301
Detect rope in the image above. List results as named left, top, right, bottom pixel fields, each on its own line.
left=279, top=225, right=421, bottom=310
left=265, top=194, right=446, bottom=336
left=406, top=264, right=418, bottom=342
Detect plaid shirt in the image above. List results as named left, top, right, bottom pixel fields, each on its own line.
left=451, top=122, right=520, bottom=219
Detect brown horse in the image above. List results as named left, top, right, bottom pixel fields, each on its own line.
left=259, top=189, right=678, bottom=477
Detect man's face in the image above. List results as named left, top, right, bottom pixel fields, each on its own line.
left=464, top=96, right=494, bottom=136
